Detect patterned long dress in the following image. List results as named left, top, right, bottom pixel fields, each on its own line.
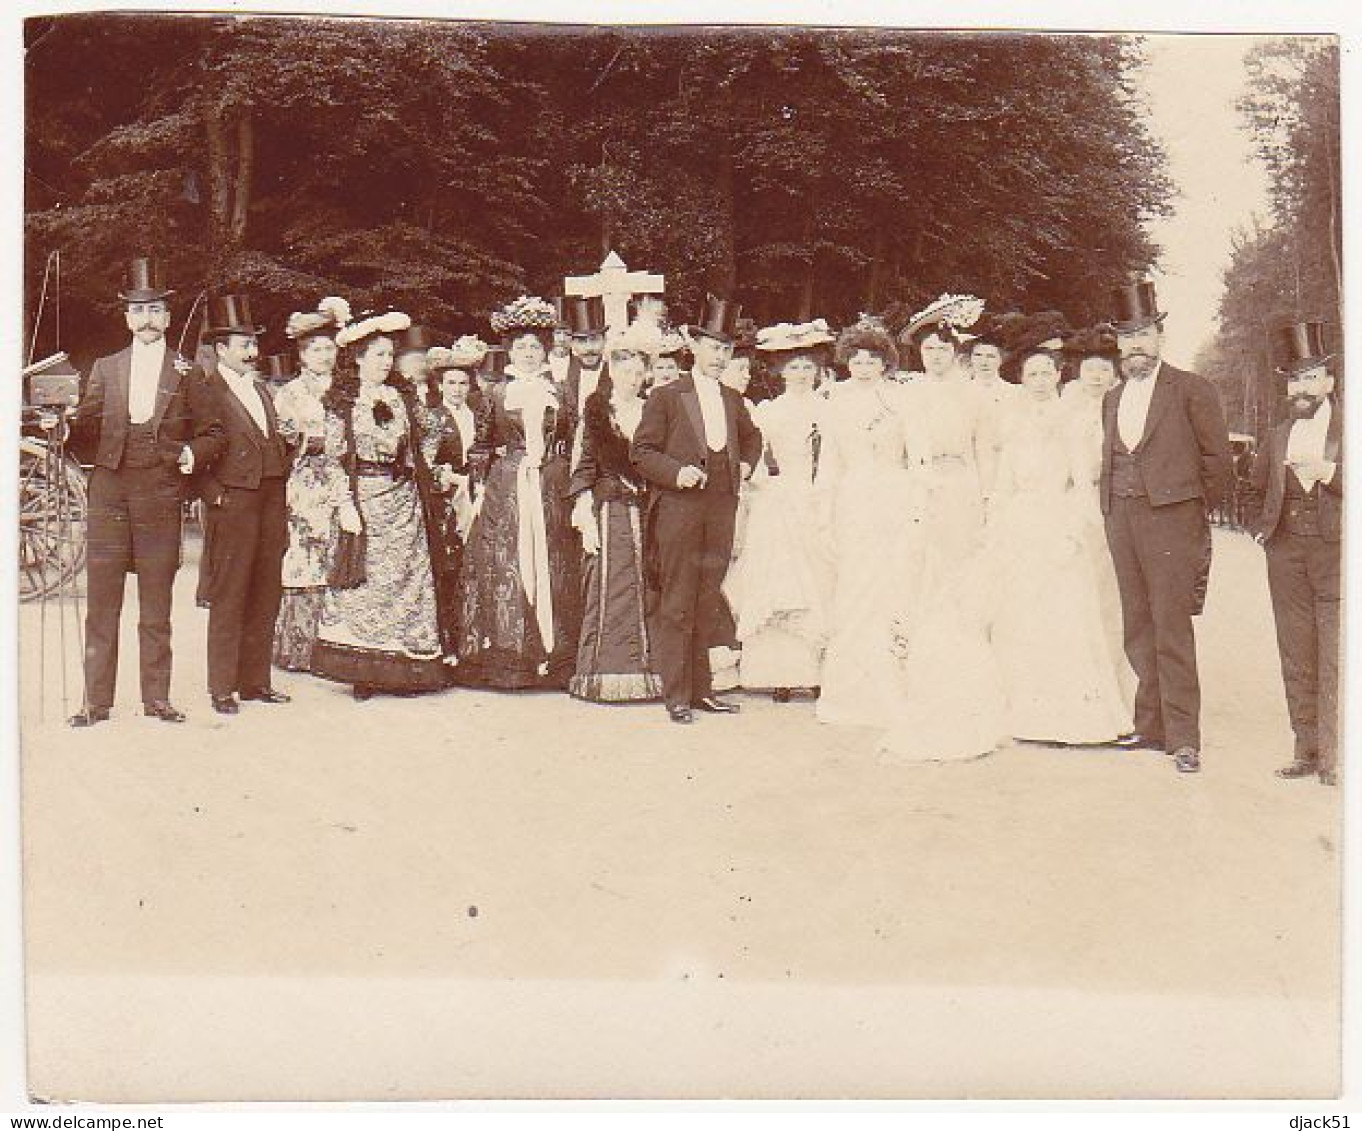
left=458, top=369, right=583, bottom=689
left=310, top=383, right=448, bottom=692
left=272, top=371, right=335, bottom=670
left=568, top=388, right=663, bottom=703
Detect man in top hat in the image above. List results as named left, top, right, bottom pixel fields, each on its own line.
left=560, top=295, right=608, bottom=419
left=192, top=294, right=293, bottom=715
left=1100, top=279, right=1231, bottom=774
left=1244, top=321, right=1342, bottom=786
left=61, top=258, right=224, bottom=726
left=631, top=295, right=763, bottom=723
left=393, top=323, right=438, bottom=393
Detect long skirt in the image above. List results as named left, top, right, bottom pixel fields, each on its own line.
left=569, top=497, right=663, bottom=703
left=311, top=471, right=448, bottom=692
left=458, top=451, right=583, bottom=689
left=273, top=451, right=338, bottom=671
left=273, top=589, right=325, bottom=671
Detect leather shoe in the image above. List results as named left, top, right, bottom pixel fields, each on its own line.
left=1112, top=732, right=1164, bottom=751
left=241, top=688, right=291, bottom=704
left=68, top=707, right=111, bottom=728
left=211, top=694, right=239, bottom=715
left=1276, top=759, right=1319, bottom=780
left=1172, top=746, right=1201, bottom=774
left=667, top=705, right=694, bottom=725
left=692, top=696, right=740, bottom=714
left=143, top=700, right=186, bottom=723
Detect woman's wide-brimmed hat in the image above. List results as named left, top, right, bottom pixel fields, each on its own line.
left=118, top=257, right=175, bottom=303
left=286, top=296, right=351, bottom=342
left=202, top=294, right=264, bottom=338
left=335, top=310, right=411, bottom=349
left=1273, top=319, right=1333, bottom=375
left=686, top=295, right=743, bottom=345
left=490, top=295, right=558, bottom=336
left=429, top=335, right=490, bottom=373
left=1110, top=279, right=1167, bottom=333
left=898, top=293, right=985, bottom=342
left=755, top=318, right=835, bottom=354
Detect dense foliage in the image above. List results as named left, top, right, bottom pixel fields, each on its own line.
left=25, top=14, right=1171, bottom=369
left=1194, top=38, right=1341, bottom=436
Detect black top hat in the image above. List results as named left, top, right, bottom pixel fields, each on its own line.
left=551, top=296, right=569, bottom=328
left=689, top=295, right=743, bottom=344
left=1110, top=279, right=1166, bottom=333
left=262, top=354, right=293, bottom=382
left=393, top=324, right=438, bottom=358
left=118, top=257, right=174, bottom=303
left=1274, top=320, right=1332, bottom=375
left=203, top=294, right=264, bottom=338
left=563, top=296, right=607, bottom=337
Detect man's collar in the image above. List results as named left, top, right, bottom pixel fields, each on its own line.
left=131, top=336, right=166, bottom=352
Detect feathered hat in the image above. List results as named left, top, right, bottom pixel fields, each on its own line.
left=489, top=295, right=558, bottom=336
left=286, top=296, right=352, bottom=342
left=335, top=310, right=411, bottom=350
left=428, top=335, right=491, bottom=373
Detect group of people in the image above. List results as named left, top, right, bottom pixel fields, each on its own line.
left=53, top=257, right=1342, bottom=786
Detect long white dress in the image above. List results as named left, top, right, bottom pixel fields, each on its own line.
left=879, top=392, right=1131, bottom=759
left=815, top=379, right=931, bottom=727
left=724, top=390, right=835, bottom=690
left=1062, top=384, right=1138, bottom=719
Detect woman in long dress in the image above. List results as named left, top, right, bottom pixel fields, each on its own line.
left=1061, top=323, right=1138, bottom=718
left=724, top=319, right=836, bottom=702
left=310, top=311, right=450, bottom=698
left=568, top=326, right=664, bottom=703
left=458, top=296, right=583, bottom=689
left=421, top=339, right=486, bottom=660
left=899, top=312, right=988, bottom=597
left=272, top=297, right=349, bottom=671
left=816, top=318, right=932, bottom=728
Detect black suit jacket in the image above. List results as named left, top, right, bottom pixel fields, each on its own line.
left=1100, top=361, right=1232, bottom=513
left=69, top=344, right=223, bottom=475
left=1246, top=402, right=1343, bottom=544
left=192, top=366, right=291, bottom=504
left=631, top=373, right=763, bottom=495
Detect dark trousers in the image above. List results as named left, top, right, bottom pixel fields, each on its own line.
left=204, top=477, right=288, bottom=696
left=1104, top=495, right=1208, bottom=751
left=651, top=462, right=738, bottom=709
left=1265, top=532, right=1340, bottom=773
left=83, top=465, right=183, bottom=709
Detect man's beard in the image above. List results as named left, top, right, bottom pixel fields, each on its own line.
left=1120, top=353, right=1157, bottom=381
left=1287, top=393, right=1325, bottom=419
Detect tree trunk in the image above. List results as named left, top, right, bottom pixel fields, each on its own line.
left=866, top=227, right=885, bottom=311
left=204, top=104, right=232, bottom=269
left=796, top=181, right=818, bottom=321
left=230, top=110, right=253, bottom=246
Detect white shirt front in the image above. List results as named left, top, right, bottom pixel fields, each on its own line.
left=220, top=364, right=271, bottom=435
left=127, top=338, right=166, bottom=425
left=1285, top=396, right=1335, bottom=491
left=693, top=372, right=729, bottom=451
left=576, top=364, right=602, bottom=412
left=1116, top=361, right=1161, bottom=452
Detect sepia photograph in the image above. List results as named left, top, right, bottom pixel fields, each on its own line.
left=7, top=0, right=1354, bottom=1106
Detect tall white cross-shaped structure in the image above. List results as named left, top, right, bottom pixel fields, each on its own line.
left=565, top=251, right=665, bottom=332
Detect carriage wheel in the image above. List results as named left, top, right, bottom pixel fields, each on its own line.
left=18, top=440, right=88, bottom=603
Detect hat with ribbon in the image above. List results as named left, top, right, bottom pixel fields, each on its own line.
left=755, top=318, right=835, bottom=354
left=563, top=296, right=607, bottom=338
left=335, top=309, right=412, bottom=350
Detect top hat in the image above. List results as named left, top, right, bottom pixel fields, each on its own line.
left=393, top=323, right=438, bottom=358
left=1274, top=320, right=1333, bottom=375
left=203, top=294, right=264, bottom=338
left=118, top=257, right=174, bottom=303
left=1110, top=279, right=1166, bottom=333
left=262, top=354, right=293, bottom=382
left=689, top=295, right=743, bottom=344
left=551, top=296, right=570, bottom=328
left=563, top=296, right=607, bottom=338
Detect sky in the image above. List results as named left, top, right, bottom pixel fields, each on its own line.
left=1134, top=34, right=1274, bottom=366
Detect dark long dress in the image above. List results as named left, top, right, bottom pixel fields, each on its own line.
left=569, top=389, right=664, bottom=703
left=457, top=371, right=583, bottom=689
left=423, top=400, right=475, bottom=651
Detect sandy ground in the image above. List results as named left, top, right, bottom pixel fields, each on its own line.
left=17, top=528, right=1342, bottom=1100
